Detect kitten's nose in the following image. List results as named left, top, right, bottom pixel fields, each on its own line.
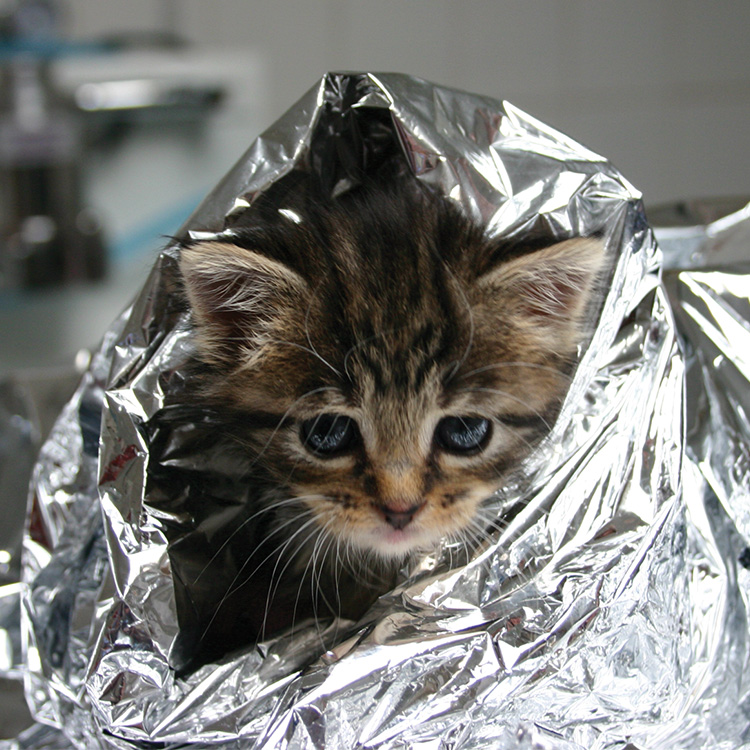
left=377, top=501, right=425, bottom=530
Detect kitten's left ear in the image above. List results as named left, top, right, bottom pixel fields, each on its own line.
left=179, top=240, right=308, bottom=364
left=476, top=236, right=607, bottom=351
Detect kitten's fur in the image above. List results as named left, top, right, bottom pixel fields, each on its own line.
left=168, top=172, right=604, bottom=668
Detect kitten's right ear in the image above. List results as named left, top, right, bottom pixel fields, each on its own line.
left=179, top=241, right=308, bottom=365
left=474, top=236, right=607, bottom=355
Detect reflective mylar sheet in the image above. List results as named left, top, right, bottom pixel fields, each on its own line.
left=2, top=73, right=750, bottom=749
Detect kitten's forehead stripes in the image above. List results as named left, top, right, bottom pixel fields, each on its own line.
left=350, top=320, right=452, bottom=396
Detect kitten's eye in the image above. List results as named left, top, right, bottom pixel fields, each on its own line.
left=435, top=416, right=491, bottom=455
left=300, top=414, right=358, bottom=456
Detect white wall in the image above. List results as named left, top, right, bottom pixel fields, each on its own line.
left=65, top=0, right=750, bottom=208
left=2, top=0, right=749, bottom=373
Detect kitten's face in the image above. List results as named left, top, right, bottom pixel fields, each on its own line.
left=179, top=181, right=604, bottom=561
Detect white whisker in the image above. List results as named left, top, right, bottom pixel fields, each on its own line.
left=443, top=265, right=474, bottom=382
left=303, top=276, right=341, bottom=379
left=458, top=386, right=554, bottom=430
left=261, top=520, right=324, bottom=637
left=192, top=495, right=307, bottom=583
left=267, top=338, right=342, bottom=378
left=198, top=514, right=319, bottom=645
left=456, top=361, right=573, bottom=381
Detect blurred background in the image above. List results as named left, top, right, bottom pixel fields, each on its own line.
left=1, top=0, right=749, bottom=375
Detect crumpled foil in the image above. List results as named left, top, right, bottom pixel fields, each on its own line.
left=2, top=72, right=750, bottom=749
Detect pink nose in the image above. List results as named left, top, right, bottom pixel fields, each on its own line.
left=376, top=502, right=425, bottom=530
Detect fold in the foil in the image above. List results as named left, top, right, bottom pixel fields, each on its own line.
left=4, top=73, right=750, bottom=749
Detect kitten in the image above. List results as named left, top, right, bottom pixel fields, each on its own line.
left=166, top=173, right=605, bottom=669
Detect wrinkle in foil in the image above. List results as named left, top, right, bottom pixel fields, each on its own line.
left=1, top=73, right=750, bottom=749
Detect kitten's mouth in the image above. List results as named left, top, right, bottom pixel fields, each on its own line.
left=361, top=523, right=431, bottom=558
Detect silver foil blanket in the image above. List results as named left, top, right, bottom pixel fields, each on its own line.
left=1, top=73, right=749, bottom=749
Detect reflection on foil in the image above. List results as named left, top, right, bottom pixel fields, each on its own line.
left=0, top=73, right=748, bottom=749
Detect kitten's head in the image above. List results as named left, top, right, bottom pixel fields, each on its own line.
left=179, top=179, right=605, bottom=561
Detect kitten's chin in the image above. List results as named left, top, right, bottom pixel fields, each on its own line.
left=353, top=525, right=438, bottom=561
